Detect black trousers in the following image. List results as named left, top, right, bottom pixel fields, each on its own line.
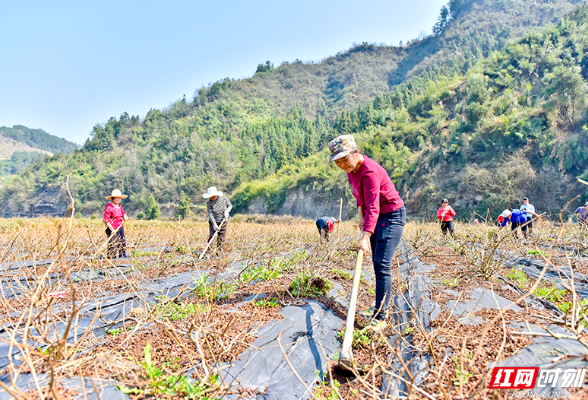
left=521, top=218, right=533, bottom=237
left=511, top=221, right=521, bottom=238
left=105, top=227, right=127, bottom=258
left=441, top=221, right=455, bottom=237
left=316, top=221, right=330, bottom=242
left=208, top=221, right=227, bottom=253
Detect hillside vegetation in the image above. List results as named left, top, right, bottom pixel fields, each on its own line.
left=197, top=0, right=580, bottom=120
left=0, top=125, right=78, bottom=155
left=234, top=3, right=588, bottom=219
left=0, top=0, right=582, bottom=216
left=0, top=125, right=78, bottom=180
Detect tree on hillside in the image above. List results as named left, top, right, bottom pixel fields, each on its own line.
left=433, top=5, right=451, bottom=35
left=145, top=195, right=161, bottom=220
left=175, top=191, right=191, bottom=219
left=544, top=65, right=588, bottom=131
left=256, top=61, right=274, bottom=74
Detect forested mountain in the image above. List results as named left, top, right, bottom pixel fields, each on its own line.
left=234, top=3, right=588, bottom=219
left=0, top=125, right=78, bottom=155
left=0, top=126, right=78, bottom=179
left=0, top=0, right=583, bottom=217
left=195, top=0, right=580, bottom=120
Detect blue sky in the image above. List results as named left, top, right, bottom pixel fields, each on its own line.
left=0, top=0, right=447, bottom=144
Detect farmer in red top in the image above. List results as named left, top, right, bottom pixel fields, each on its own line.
left=103, top=189, right=129, bottom=259
left=437, top=199, right=456, bottom=237
left=329, top=134, right=405, bottom=331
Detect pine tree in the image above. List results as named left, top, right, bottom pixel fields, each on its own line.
left=175, top=191, right=191, bottom=219
left=145, top=195, right=161, bottom=220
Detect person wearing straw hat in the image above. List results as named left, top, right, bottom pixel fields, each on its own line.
left=103, top=189, right=129, bottom=258
left=203, top=187, right=232, bottom=254
left=329, top=134, right=405, bottom=331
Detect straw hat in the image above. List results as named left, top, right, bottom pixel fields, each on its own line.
left=203, top=187, right=222, bottom=199
left=106, top=189, right=128, bottom=200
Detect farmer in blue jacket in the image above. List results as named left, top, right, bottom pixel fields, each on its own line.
left=497, top=208, right=540, bottom=238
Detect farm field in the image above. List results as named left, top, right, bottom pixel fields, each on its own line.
left=0, top=217, right=587, bottom=399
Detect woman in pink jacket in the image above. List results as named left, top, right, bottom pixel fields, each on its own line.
left=436, top=199, right=456, bottom=237
left=103, top=189, right=129, bottom=259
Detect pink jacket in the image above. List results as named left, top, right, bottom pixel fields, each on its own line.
left=437, top=207, right=456, bottom=222
left=103, top=203, right=126, bottom=230
left=347, top=155, right=404, bottom=234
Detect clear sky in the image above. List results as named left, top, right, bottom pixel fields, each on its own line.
left=1, top=0, right=447, bottom=144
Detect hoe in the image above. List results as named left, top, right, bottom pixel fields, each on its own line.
left=336, top=248, right=364, bottom=371
left=198, top=216, right=226, bottom=260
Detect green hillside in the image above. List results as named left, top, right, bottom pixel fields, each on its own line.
left=0, top=125, right=78, bottom=155
left=234, top=3, right=588, bottom=219
left=194, top=0, right=580, bottom=121
left=0, top=0, right=581, bottom=217
left=0, top=125, right=78, bottom=180
left=0, top=151, right=46, bottom=176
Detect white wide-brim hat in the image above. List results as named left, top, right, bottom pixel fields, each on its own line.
left=106, top=189, right=128, bottom=200
left=501, top=210, right=512, bottom=218
left=203, top=186, right=222, bottom=199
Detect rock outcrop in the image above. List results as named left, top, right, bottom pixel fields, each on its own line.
left=248, top=188, right=354, bottom=220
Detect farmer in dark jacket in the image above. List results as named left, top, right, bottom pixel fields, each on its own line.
left=203, top=187, right=232, bottom=254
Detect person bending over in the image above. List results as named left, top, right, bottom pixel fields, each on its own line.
left=316, top=216, right=340, bottom=242
left=498, top=208, right=540, bottom=238
left=329, top=134, right=405, bottom=331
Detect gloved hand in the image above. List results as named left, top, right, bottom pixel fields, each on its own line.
left=224, top=210, right=230, bottom=220
left=213, top=223, right=220, bottom=231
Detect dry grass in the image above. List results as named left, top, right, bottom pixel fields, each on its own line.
left=0, top=214, right=586, bottom=399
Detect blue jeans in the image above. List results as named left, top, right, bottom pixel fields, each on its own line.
left=369, top=207, right=406, bottom=320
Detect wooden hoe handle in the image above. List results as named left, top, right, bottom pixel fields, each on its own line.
left=198, top=217, right=226, bottom=260
left=339, top=249, right=364, bottom=364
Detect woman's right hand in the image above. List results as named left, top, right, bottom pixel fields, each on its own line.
left=357, top=237, right=370, bottom=254
left=357, top=231, right=371, bottom=254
